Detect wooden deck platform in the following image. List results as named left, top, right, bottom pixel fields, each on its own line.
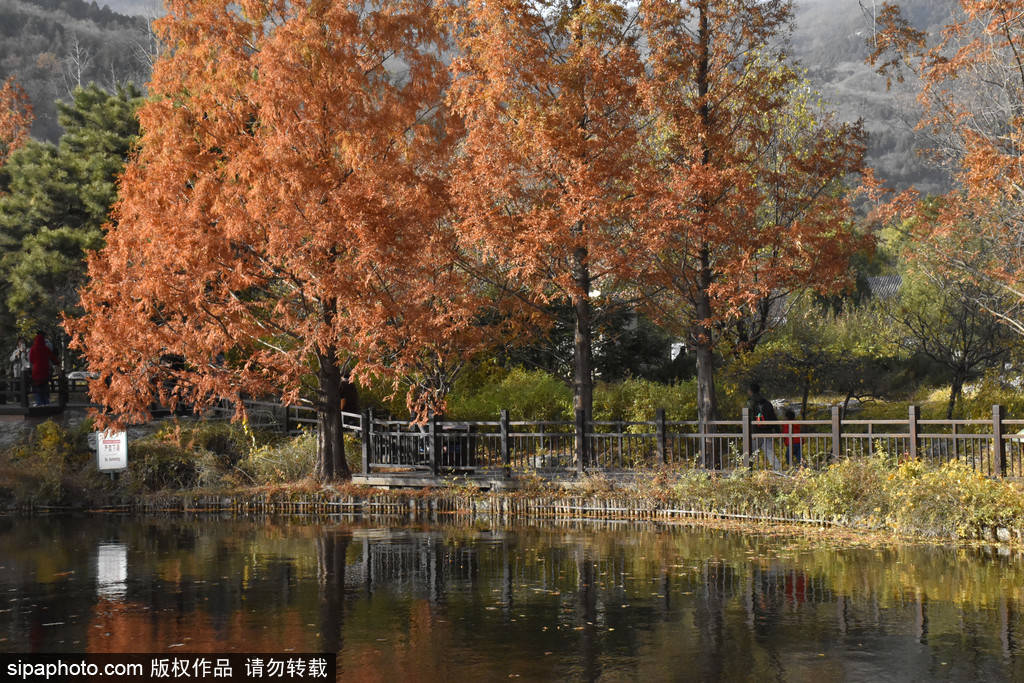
left=0, top=404, right=65, bottom=419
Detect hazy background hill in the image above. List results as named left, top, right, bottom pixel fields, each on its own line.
left=791, top=0, right=957, bottom=195
left=0, top=0, right=152, bottom=141
left=0, top=0, right=957, bottom=194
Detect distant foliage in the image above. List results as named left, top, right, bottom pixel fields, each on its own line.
left=0, top=76, right=32, bottom=167
left=447, top=368, right=573, bottom=422
left=0, top=0, right=151, bottom=142
left=445, top=368, right=746, bottom=424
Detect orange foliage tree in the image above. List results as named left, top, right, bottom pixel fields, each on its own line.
left=69, top=0, right=471, bottom=480
left=868, top=1, right=1024, bottom=335
left=0, top=76, right=32, bottom=168
left=636, top=0, right=871, bottom=436
left=446, top=0, right=647, bottom=425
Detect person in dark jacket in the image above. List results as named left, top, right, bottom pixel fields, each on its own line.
left=339, top=370, right=360, bottom=430
left=746, top=382, right=781, bottom=469
left=28, top=332, right=58, bottom=406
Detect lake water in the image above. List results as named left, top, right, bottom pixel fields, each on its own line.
left=1, top=515, right=1023, bottom=681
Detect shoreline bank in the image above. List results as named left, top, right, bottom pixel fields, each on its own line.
left=7, top=484, right=1022, bottom=548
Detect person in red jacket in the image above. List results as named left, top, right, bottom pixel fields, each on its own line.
left=782, top=407, right=802, bottom=467
left=28, top=332, right=58, bottom=406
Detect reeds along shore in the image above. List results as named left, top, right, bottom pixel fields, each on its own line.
left=12, top=461, right=1020, bottom=546
left=5, top=419, right=1024, bottom=544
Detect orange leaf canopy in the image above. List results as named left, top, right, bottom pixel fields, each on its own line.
left=868, top=1, right=1024, bottom=328
left=446, top=0, right=647, bottom=303
left=71, top=0, right=468, bottom=424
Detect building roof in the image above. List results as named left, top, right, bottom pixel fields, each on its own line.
left=866, top=275, right=902, bottom=299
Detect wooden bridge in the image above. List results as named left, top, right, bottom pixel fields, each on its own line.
left=0, top=373, right=91, bottom=419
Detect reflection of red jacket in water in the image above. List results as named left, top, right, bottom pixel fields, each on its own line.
left=28, top=335, right=57, bottom=383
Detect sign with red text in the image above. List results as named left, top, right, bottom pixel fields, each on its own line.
left=96, top=430, right=128, bottom=471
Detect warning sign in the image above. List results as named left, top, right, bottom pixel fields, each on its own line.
left=96, top=430, right=127, bottom=471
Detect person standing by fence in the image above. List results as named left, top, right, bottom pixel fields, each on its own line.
left=747, top=382, right=781, bottom=469
left=339, top=370, right=359, bottom=415
left=782, top=407, right=802, bottom=467
left=9, top=337, right=29, bottom=378
left=7, top=337, right=29, bottom=404
left=28, top=331, right=58, bottom=406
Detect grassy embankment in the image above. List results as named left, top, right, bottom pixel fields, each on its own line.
left=2, top=407, right=1023, bottom=544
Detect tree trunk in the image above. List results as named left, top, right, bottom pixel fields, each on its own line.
left=315, top=345, right=350, bottom=481
left=947, top=369, right=966, bottom=420
left=694, top=338, right=717, bottom=426
left=571, top=245, right=593, bottom=470
left=693, top=246, right=718, bottom=426
left=572, top=245, right=593, bottom=423
left=800, top=377, right=811, bottom=419
left=695, top=337, right=720, bottom=469
left=693, top=247, right=719, bottom=468
left=693, top=4, right=719, bottom=469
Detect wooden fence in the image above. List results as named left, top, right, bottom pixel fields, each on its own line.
left=79, top=391, right=1024, bottom=478
left=310, top=405, right=1024, bottom=478
left=0, top=373, right=90, bottom=410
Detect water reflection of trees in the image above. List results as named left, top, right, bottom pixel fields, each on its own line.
left=2, top=518, right=1024, bottom=679
left=343, top=524, right=1024, bottom=680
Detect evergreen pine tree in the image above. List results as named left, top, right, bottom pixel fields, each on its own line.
left=0, top=82, right=141, bottom=339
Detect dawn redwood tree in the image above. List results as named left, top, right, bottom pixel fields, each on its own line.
left=70, top=0, right=468, bottom=480
left=637, top=0, right=871, bottom=437
left=445, top=0, right=647, bottom=425
left=868, top=1, right=1024, bottom=336
left=0, top=76, right=32, bottom=168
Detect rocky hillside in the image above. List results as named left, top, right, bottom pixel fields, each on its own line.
left=0, top=0, right=151, bottom=141
left=792, top=0, right=958, bottom=194
left=1, top=0, right=957, bottom=193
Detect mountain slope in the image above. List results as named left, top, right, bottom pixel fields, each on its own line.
left=0, top=0, right=151, bottom=141
left=792, top=0, right=959, bottom=194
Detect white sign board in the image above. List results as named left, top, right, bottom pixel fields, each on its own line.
left=96, top=430, right=128, bottom=471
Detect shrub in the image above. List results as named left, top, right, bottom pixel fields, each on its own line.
left=447, top=367, right=572, bottom=421
left=448, top=369, right=746, bottom=425
left=239, top=431, right=317, bottom=484
left=123, top=419, right=278, bottom=492
left=807, top=453, right=893, bottom=524
left=593, top=379, right=698, bottom=423
left=3, top=419, right=95, bottom=503
left=119, top=438, right=200, bottom=492
left=885, top=458, right=1006, bottom=538
left=236, top=430, right=362, bottom=484
left=961, top=371, right=1024, bottom=419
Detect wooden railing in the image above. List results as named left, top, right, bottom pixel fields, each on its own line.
left=89, top=392, right=1024, bottom=478
left=0, top=373, right=87, bottom=409
left=345, top=405, right=1024, bottom=478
